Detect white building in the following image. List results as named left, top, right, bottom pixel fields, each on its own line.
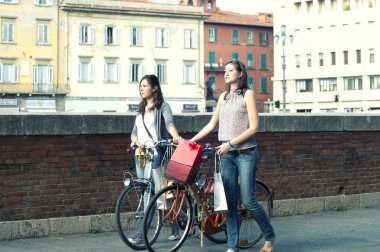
left=273, top=0, right=380, bottom=112
left=60, top=0, right=209, bottom=113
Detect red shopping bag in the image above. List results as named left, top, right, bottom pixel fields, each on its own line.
left=165, top=139, right=204, bottom=184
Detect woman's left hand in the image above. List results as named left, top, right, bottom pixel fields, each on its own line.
left=216, top=143, right=230, bottom=156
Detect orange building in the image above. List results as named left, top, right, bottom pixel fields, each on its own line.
left=201, top=0, right=274, bottom=112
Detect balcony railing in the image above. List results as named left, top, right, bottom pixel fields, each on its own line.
left=0, top=83, right=70, bottom=95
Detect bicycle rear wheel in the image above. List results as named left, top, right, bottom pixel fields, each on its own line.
left=238, top=181, right=272, bottom=249
left=142, top=183, right=193, bottom=252
left=115, top=182, right=161, bottom=250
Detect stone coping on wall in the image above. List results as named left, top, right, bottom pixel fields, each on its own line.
left=0, top=112, right=380, bottom=136
left=1, top=192, right=379, bottom=241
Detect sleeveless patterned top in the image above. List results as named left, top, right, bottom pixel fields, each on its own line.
left=218, top=89, right=257, bottom=150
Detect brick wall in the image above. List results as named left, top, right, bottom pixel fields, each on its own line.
left=1, top=129, right=379, bottom=222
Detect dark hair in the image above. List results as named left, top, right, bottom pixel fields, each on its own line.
left=224, top=59, right=248, bottom=99
left=137, top=74, right=164, bottom=113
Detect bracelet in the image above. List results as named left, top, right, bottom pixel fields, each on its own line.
left=228, top=141, right=234, bottom=148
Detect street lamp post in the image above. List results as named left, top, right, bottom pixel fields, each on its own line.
left=274, top=25, right=293, bottom=111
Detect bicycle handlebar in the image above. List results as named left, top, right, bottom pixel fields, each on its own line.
left=129, top=139, right=175, bottom=152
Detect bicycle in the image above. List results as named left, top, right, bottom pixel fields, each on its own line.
left=115, top=139, right=175, bottom=250
left=141, top=144, right=274, bottom=252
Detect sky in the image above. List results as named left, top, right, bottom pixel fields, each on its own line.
left=216, top=0, right=275, bottom=14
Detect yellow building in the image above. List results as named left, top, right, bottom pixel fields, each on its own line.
left=0, top=0, right=69, bottom=112
left=60, top=0, right=209, bottom=113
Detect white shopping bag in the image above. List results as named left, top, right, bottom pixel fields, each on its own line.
left=213, top=153, right=228, bottom=213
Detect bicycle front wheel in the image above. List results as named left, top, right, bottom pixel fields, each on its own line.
left=142, top=183, right=193, bottom=252
left=115, top=182, right=161, bottom=250
left=238, top=181, right=272, bottom=249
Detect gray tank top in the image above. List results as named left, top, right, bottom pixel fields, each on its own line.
left=218, top=89, right=257, bottom=150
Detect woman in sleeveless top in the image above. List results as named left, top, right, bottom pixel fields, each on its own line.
left=190, top=60, right=275, bottom=252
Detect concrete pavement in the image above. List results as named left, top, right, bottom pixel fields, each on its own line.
left=1, top=206, right=380, bottom=252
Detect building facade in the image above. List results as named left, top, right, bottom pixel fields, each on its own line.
left=202, top=0, right=274, bottom=112
left=60, top=0, right=209, bottom=113
left=0, top=0, right=69, bottom=112
left=273, top=0, right=380, bottom=112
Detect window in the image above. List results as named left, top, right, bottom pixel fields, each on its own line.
left=331, top=51, right=336, bottom=65
left=294, top=2, right=301, bottom=15
left=1, top=19, right=15, bottom=43
left=331, top=0, right=337, bottom=11
left=232, top=29, right=239, bottom=44
left=129, top=61, right=144, bottom=83
left=343, top=51, right=348, bottom=65
left=260, top=76, right=268, bottom=93
left=232, top=52, right=239, bottom=61
left=207, top=0, right=212, bottom=10
left=104, top=26, right=119, bottom=45
left=343, top=0, right=350, bottom=10
left=247, top=53, right=253, bottom=69
left=183, top=62, right=197, bottom=84
left=319, top=78, right=337, bottom=91
left=207, top=76, right=216, bottom=94
left=246, top=31, right=254, bottom=45
left=296, top=79, right=313, bottom=92
left=79, top=24, right=94, bottom=44
left=78, top=58, right=94, bottom=82
left=318, top=0, right=325, bottom=13
left=306, top=1, right=312, bottom=14
left=37, top=22, right=49, bottom=45
left=208, top=27, right=217, bottom=42
left=356, top=49, right=361, bottom=64
left=369, top=48, right=375, bottom=63
left=0, top=63, right=18, bottom=83
left=355, top=0, right=363, bottom=9
left=295, top=55, right=300, bottom=68
left=35, top=0, right=53, bottom=6
left=155, top=61, right=166, bottom=83
left=184, top=29, right=197, bottom=49
left=344, top=76, right=362, bottom=90
left=248, top=77, right=254, bottom=89
left=307, top=54, right=312, bottom=67
left=319, top=53, right=324, bottom=66
left=368, top=0, right=376, bottom=8
left=259, top=32, right=268, bottom=46
left=208, top=51, right=216, bottom=69
left=156, top=28, right=169, bottom=48
left=33, top=64, right=53, bottom=93
left=260, top=53, right=267, bottom=69
left=104, top=60, right=119, bottom=83
left=130, top=27, right=141, bottom=46
left=370, top=75, right=380, bottom=89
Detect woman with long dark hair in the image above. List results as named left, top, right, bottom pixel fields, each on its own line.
left=129, top=74, right=180, bottom=244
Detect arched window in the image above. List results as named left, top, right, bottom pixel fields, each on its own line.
left=188, top=0, right=193, bottom=5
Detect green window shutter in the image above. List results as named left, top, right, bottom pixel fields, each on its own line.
left=261, top=76, right=268, bottom=93
left=247, top=53, right=253, bottom=69
left=260, top=53, right=267, bottom=69
left=232, top=52, right=239, bottom=60
left=232, top=29, right=239, bottom=43
left=248, top=77, right=254, bottom=89
left=209, top=51, right=215, bottom=64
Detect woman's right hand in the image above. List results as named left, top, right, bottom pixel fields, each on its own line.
left=130, top=138, right=139, bottom=148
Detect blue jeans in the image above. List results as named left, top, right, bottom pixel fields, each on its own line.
left=135, top=153, right=163, bottom=236
left=220, top=148, right=275, bottom=250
